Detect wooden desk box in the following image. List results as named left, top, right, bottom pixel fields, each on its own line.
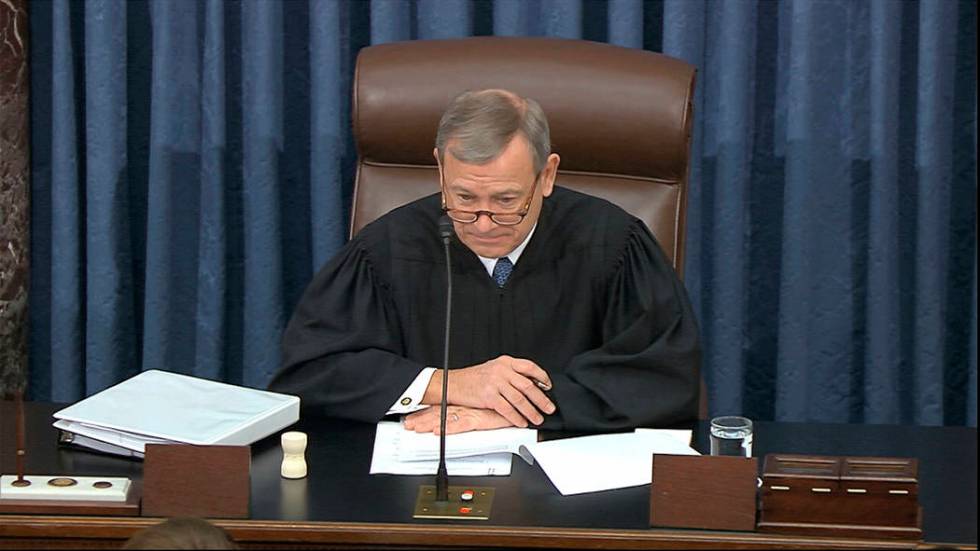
left=758, top=454, right=921, bottom=540
left=142, top=444, right=250, bottom=519
left=650, top=454, right=758, bottom=531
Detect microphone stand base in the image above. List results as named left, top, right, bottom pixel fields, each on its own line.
left=413, top=485, right=494, bottom=520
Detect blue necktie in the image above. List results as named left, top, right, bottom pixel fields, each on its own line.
left=492, top=257, right=513, bottom=287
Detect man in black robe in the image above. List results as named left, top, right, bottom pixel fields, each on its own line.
left=270, top=89, right=701, bottom=433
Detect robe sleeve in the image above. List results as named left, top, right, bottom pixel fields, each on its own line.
left=545, top=222, right=702, bottom=431
left=269, top=241, right=424, bottom=422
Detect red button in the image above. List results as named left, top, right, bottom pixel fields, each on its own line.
left=461, top=489, right=474, bottom=502
left=459, top=506, right=472, bottom=514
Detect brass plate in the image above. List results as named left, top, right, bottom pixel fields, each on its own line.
left=413, top=485, right=494, bottom=520
left=47, top=477, right=78, bottom=487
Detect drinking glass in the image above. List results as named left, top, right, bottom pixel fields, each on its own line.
left=709, top=416, right=753, bottom=457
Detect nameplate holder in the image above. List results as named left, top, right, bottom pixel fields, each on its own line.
left=650, top=454, right=758, bottom=531
left=142, top=444, right=250, bottom=519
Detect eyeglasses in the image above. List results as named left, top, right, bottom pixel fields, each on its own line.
left=440, top=170, right=541, bottom=226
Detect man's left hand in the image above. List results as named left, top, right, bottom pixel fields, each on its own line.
left=403, top=405, right=513, bottom=435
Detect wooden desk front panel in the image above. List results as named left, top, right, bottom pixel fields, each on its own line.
left=0, top=516, right=927, bottom=550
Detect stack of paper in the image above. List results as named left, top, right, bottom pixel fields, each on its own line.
left=53, top=370, right=300, bottom=458
left=370, top=421, right=537, bottom=476
left=368, top=420, right=698, bottom=491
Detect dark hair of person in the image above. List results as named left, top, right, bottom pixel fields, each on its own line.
left=123, top=517, right=237, bottom=550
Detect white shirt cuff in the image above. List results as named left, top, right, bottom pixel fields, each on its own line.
left=386, top=367, right=437, bottom=415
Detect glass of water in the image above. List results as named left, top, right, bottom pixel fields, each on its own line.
left=710, top=416, right=753, bottom=457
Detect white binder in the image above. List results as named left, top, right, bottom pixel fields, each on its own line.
left=53, top=370, right=300, bottom=457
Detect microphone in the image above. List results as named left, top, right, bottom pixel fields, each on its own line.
left=412, top=215, right=493, bottom=520
left=438, top=215, right=455, bottom=240
left=435, top=215, right=454, bottom=502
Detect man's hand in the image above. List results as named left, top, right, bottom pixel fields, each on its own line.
left=424, top=355, right=556, bottom=428
left=403, top=405, right=514, bottom=435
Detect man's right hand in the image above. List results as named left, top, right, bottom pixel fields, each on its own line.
left=423, top=355, right=556, bottom=428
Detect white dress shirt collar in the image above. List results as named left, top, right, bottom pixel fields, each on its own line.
left=475, top=223, right=537, bottom=277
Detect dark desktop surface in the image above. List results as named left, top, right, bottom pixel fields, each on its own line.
left=2, top=401, right=976, bottom=546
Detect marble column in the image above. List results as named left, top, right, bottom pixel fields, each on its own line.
left=0, top=0, right=29, bottom=395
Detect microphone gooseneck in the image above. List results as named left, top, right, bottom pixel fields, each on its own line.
left=436, top=216, right=455, bottom=502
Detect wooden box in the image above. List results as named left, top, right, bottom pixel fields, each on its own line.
left=650, top=454, right=758, bottom=531
left=142, top=444, right=251, bottom=519
left=758, top=454, right=921, bottom=540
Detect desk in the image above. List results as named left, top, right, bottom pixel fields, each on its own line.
left=1, top=402, right=976, bottom=549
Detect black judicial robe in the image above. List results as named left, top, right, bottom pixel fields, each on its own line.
left=271, top=186, right=701, bottom=431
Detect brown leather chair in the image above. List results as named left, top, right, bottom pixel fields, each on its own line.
left=350, top=37, right=706, bottom=419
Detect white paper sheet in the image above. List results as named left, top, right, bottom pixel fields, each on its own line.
left=370, top=449, right=516, bottom=476
left=634, top=428, right=694, bottom=447
left=54, top=419, right=178, bottom=453
left=55, top=425, right=152, bottom=458
left=369, top=421, right=537, bottom=476
left=519, top=430, right=699, bottom=495
left=386, top=422, right=538, bottom=461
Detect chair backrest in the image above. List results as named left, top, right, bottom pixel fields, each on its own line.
left=351, top=37, right=695, bottom=278
left=351, top=37, right=705, bottom=418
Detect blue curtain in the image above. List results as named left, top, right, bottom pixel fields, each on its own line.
left=29, top=0, right=976, bottom=427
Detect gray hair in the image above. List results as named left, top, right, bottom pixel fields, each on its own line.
left=435, top=89, right=551, bottom=174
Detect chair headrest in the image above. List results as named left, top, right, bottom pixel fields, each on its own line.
left=354, top=37, right=695, bottom=182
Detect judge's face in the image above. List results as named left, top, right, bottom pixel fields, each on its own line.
left=436, top=135, right=559, bottom=259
